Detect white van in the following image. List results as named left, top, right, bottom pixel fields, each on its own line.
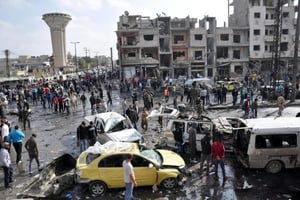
left=233, top=117, right=300, bottom=173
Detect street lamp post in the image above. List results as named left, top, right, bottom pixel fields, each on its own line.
left=71, top=41, right=80, bottom=74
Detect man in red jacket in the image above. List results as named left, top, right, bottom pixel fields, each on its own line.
left=211, top=135, right=226, bottom=181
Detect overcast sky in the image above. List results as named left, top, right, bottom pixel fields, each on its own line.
left=0, top=0, right=230, bottom=58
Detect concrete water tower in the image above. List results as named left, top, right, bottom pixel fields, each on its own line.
left=42, top=13, right=72, bottom=69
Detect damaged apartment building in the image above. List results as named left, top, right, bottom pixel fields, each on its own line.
left=116, top=0, right=299, bottom=81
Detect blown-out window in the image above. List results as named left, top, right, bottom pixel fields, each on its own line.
left=255, top=134, right=297, bottom=149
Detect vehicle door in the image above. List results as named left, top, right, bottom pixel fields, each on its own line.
left=165, top=120, right=181, bottom=149
left=95, top=118, right=110, bottom=144
left=131, top=155, right=157, bottom=186
left=98, top=154, right=124, bottom=188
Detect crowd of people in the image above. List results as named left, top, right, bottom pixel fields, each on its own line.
left=0, top=71, right=293, bottom=195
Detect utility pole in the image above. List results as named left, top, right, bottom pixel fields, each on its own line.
left=94, top=51, right=99, bottom=78
left=83, top=47, right=90, bottom=68
left=291, top=0, right=300, bottom=102
left=70, top=41, right=80, bottom=74
left=4, top=49, right=10, bottom=77
left=110, top=47, right=113, bottom=71
left=271, top=0, right=283, bottom=97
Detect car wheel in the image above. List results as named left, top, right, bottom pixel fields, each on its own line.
left=162, top=177, right=177, bottom=189
left=89, top=181, right=107, bottom=196
left=265, top=160, right=283, bottom=174
left=183, top=143, right=191, bottom=154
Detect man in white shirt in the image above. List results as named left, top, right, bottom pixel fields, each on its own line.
left=123, top=154, right=137, bottom=200
left=1, top=118, right=9, bottom=143
left=0, top=142, right=13, bottom=188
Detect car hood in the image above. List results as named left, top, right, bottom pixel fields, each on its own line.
left=106, top=128, right=142, bottom=142
left=156, top=149, right=185, bottom=167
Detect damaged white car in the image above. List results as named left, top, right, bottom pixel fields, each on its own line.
left=85, top=112, right=143, bottom=144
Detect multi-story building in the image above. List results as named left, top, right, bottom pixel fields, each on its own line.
left=229, top=0, right=298, bottom=82
left=117, top=0, right=299, bottom=82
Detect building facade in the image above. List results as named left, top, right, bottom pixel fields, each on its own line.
left=117, top=0, right=299, bottom=82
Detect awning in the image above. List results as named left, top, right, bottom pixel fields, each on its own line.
left=142, top=65, right=157, bottom=68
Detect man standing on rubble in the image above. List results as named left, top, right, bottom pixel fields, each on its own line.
left=211, top=135, right=226, bottom=182
left=199, top=132, right=212, bottom=176
left=277, top=93, right=285, bottom=116
left=25, top=134, right=40, bottom=174
left=173, top=123, right=184, bottom=155
left=188, top=123, right=197, bottom=163
left=77, top=121, right=88, bottom=153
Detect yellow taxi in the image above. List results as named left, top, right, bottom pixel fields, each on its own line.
left=216, top=80, right=241, bottom=91
left=226, top=81, right=242, bottom=91
left=75, top=141, right=186, bottom=196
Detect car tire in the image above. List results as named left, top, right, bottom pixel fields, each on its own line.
left=265, top=160, right=283, bottom=174
left=162, top=177, right=177, bottom=189
left=89, top=181, right=107, bottom=196
left=183, top=143, right=191, bottom=154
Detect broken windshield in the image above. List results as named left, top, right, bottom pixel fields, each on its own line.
left=141, top=149, right=162, bottom=165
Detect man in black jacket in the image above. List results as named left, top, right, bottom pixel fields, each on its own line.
left=87, top=121, right=97, bottom=146
left=126, top=105, right=138, bottom=130
left=199, top=132, right=212, bottom=176
left=77, top=121, right=89, bottom=153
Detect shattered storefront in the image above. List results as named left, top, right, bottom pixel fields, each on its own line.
left=122, top=65, right=160, bottom=79
left=216, top=63, right=230, bottom=79
left=141, top=65, right=159, bottom=78
left=122, top=66, right=137, bottom=79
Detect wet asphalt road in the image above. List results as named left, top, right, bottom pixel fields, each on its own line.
left=1, top=90, right=300, bottom=200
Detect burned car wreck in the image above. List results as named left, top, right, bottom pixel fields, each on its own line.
left=85, top=112, right=143, bottom=144
left=17, top=154, right=76, bottom=199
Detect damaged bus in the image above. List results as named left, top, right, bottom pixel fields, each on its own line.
left=233, top=117, right=300, bottom=174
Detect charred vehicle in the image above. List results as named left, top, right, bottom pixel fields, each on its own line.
left=85, top=112, right=143, bottom=144
left=233, top=117, right=300, bottom=173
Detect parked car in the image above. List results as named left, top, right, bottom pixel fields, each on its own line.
left=75, top=141, right=186, bottom=196
left=216, top=80, right=242, bottom=91
left=84, top=112, right=143, bottom=144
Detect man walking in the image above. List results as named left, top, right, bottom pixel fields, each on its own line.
left=25, top=134, right=40, bottom=175
left=123, top=154, right=137, bottom=200
left=199, top=132, right=212, bottom=176
left=8, top=125, right=25, bottom=164
left=8, top=125, right=25, bottom=173
left=80, top=93, right=87, bottom=112
left=211, top=135, right=226, bottom=182
left=21, top=106, right=31, bottom=130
